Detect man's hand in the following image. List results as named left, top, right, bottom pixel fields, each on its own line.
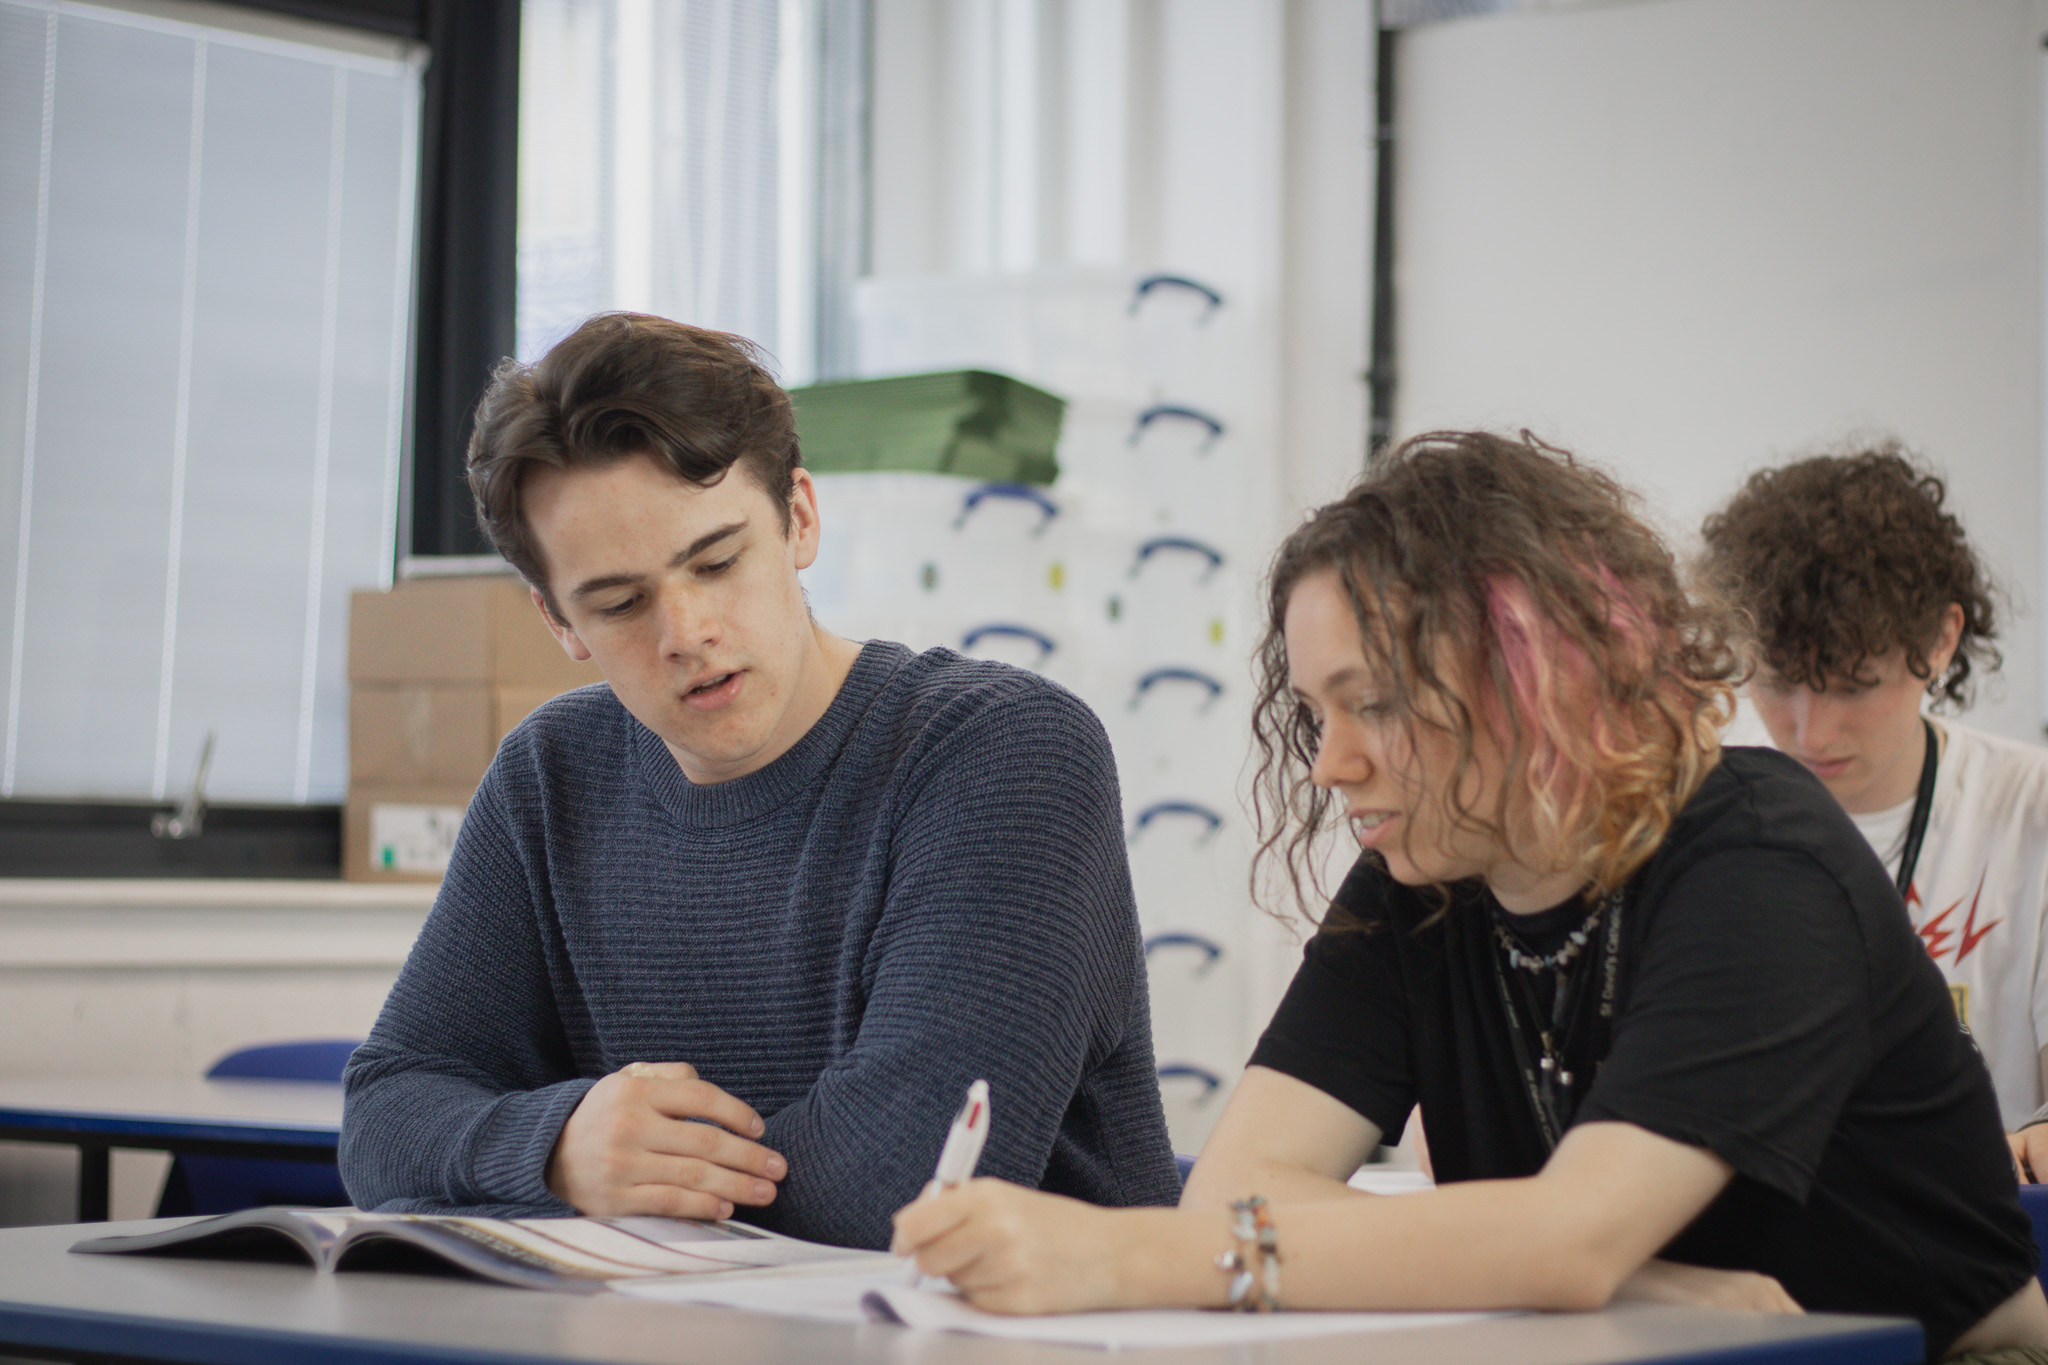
left=546, top=1061, right=786, bottom=1219
left=2008, top=1125, right=2048, bottom=1183
left=1613, top=1258, right=1803, bottom=1313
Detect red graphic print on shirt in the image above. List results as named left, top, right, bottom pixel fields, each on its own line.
left=1910, top=870, right=2000, bottom=966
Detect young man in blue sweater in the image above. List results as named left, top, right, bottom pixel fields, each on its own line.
left=339, top=313, right=1181, bottom=1248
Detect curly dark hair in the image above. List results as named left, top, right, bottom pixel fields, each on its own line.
left=1250, top=431, right=1740, bottom=924
left=466, top=312, right=801, bottom=618
left=1696, top=444, right=1999, bottom=709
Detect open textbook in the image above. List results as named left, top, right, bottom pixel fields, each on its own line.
left=71, top=1207, right=891, bottom=1294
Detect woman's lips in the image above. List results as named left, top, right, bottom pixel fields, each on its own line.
left=1350, top=811, right=1396, bottom=848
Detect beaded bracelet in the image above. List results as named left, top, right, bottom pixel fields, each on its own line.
left=1216, top=1196, right=1281, bottom=1311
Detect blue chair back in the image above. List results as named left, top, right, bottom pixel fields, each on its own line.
left=206, top=1039, right=359, bottom=1082
left=2018, top=1185, right=2048, bottom=1293
left=155, top=1039, right=361, bottom=1218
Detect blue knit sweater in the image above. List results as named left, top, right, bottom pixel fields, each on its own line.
left=340, top=641, right=1182, bottom=1248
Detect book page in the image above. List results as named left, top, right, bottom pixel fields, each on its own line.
left=342, top=1214, right=881, bottom=1280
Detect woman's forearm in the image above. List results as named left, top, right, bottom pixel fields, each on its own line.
left=1118, top=1178, right=1618, bottom=1313
left=1181, top=1156, right=1369, bottom=1211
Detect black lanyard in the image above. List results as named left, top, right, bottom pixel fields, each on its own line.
left=1488, top=889, right=1626, bottom=1152
left=1894, top=718, right=1940, bottom=896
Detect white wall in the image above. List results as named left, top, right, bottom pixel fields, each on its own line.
left=869, top=0, right=1371, bottom=517
left=1395, top=0, right=2048, bottom=744
left=0, top=880, right=429, bottom=1225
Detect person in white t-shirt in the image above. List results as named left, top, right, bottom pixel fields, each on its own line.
left=1700, top=444, right=2048, bottom=1176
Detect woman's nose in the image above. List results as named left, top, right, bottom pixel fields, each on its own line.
left=1310, top=721, right=1372, bottom=789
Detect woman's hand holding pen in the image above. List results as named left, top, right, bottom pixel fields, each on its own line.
left=545, top=1060, right=786, bottom=1220
left=892, top=1179, right=1188, bottom=1315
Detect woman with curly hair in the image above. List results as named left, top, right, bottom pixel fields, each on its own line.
left=1701, top=448, right=2048, bottom=1165
left=891, top=431, right=2045, bottom=1360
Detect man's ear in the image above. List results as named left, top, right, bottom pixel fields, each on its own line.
left=788, top=468, right=823, bottom=571
left=532, top=587, right=594, bottom=662
left=1928, top=601, right=1966, bottom=679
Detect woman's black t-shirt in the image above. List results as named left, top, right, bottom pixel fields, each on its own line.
left=1249, top=747, right=2035, bottom=1355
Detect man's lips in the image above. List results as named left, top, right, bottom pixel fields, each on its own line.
left=1800, top=755, right=1854, bottom=779
left=681, top=671, right=743, bottom=709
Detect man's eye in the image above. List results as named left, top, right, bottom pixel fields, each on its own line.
left=598, top=596, right=639, bottom=618
left=700, top=554, right=740, bottom=576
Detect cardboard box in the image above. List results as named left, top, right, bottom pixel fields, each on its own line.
left=351, top=685, right=497, bottom=788
left=343, top=785, right=475, bottom=883
left=345, top=578, right=608, bottom=883
left=349, top=682, right=599, bottom=790
left=348, top=576, right=603, bottom=690
left=496, top=684, right=576, bottom=740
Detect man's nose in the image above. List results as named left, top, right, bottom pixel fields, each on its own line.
left=1788, top=689, right=1820, bottom=748
left=657, top=590, right=719, bottom=657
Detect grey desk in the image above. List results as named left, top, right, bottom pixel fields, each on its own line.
left=0, top=1217, right=1924, bottom=1365
left=0, top=1077, right=342, bottom=1222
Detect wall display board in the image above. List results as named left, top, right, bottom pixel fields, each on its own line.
left=799, top=268, right=1273, bottom=1151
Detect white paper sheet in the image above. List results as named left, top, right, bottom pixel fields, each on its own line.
left=615, top=1262, right=905, bottom=1322
left=617, top=1262, right=1507, bottom=1349
left=862, top=1286, right=1504, bottom=1350
left=1348, top=1167, right=1436, bottom=1195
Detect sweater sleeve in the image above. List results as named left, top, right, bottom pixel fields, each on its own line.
left=740, top=683, right=1168, bottom=1248
left=338, top=776, right=593, bottom=1214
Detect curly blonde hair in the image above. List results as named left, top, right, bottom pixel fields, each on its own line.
left=1251, top=431, right=1740, bottom=923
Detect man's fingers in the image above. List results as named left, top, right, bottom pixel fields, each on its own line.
left=632, top=1074, right=766, bottom=1138
left=623, top=1183, right=735, bottom=1222
left=619, top=1060, right=698, bottom=1083
left=639, top=1116, right=786, bottom=1181
left=639, top=1153, right=779, bottom=1207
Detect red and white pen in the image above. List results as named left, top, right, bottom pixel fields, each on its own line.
left=931, top=1079, right=991, bottom=1191
left=909, top=1079, right=990, bottom=1288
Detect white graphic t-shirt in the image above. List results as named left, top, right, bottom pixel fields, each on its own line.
left=1844, top=720, right=2048, bottom=1130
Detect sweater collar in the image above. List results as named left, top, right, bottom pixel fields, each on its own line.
left=630, top=640, right=908, bottom=829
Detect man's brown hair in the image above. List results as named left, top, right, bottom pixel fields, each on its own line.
left=467, top=312, right=801, bottom=615
left=1697, top=443, right=1999, bottom=708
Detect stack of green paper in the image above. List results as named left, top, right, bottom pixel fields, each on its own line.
left=789, top=370, right=1065, bottom=486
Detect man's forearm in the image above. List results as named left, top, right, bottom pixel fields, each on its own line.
left=340, top=1050, right=593, bottom=1212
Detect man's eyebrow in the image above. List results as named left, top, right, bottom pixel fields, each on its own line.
left=673, top=520, right=747, bottom=566
left=567, top=520, right=748, bottom=603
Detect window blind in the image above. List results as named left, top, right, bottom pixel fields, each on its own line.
left=0, top=0, right=421, bottom=803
